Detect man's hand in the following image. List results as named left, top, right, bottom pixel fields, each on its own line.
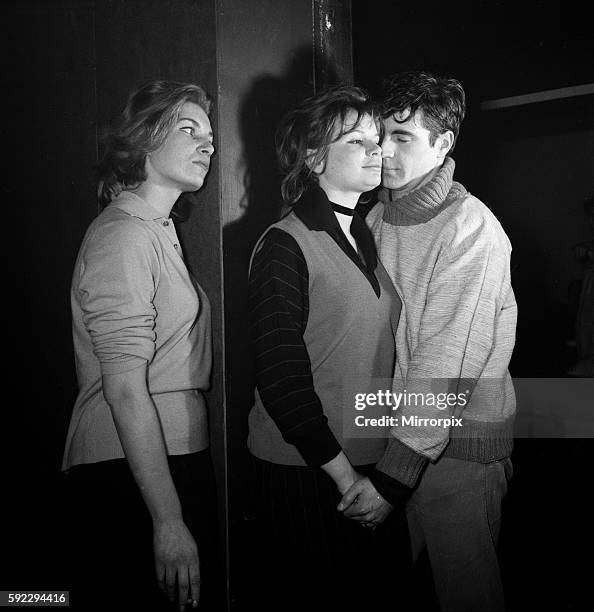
left=154, top=519, right=200, bottom=610
left=337, top=477, right=393, bottom=525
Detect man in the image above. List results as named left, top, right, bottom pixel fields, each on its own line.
left=339, top=71, right=517, bottom=611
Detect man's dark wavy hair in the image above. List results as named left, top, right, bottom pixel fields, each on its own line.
left=97, top=80, right=211, bottom=207
left=276, top=85, right=375, bottom=205
left=380, top=70, right=466, bottom=151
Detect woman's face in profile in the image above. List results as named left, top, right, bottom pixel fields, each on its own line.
left=145, top=101, right=214, bottom=194
left=316, top=111, right=382, bottom=198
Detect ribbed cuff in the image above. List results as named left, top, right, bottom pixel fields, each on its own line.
left=446, top=418, right=515, bottom=462
left=376, top=438, right=428, bottom=488
left=368, top=469, right=413, bottom=507
left=284, top=420, right=343, bottom=466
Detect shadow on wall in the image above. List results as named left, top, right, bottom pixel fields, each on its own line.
left=222, top=45, right=340, bottom=604
left=223, top=45, right=341, bottom=464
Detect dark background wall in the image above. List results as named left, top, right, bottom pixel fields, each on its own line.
left=353, top=1, right=593, bottom=609
left=3, top=0, right=224, bottom=600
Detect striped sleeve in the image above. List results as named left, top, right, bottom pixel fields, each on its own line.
left=249, top=228, right=342, bottom=466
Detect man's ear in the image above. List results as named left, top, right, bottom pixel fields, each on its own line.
left=436, top=130, right=454, bottom=159
left=306, top=148, right=324, bottom=174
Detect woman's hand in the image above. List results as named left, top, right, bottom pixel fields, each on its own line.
left=103, top=365, right=200, bottom=608
left=154, top=519, right=200, bottom=610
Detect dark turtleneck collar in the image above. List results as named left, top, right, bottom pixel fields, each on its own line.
left=292, top=183, right=379, bottom=289
left=378, top=157, right=466, bottom=224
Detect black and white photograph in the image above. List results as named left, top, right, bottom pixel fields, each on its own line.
left=2, top=0, right=593, bottom=610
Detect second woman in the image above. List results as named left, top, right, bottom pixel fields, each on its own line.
left=248, top=86, right=404, bottom=611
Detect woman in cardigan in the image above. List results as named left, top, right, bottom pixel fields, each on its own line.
left=248, top=86, right=405, bottom=611
left=63, top=80, right=220, bottom=611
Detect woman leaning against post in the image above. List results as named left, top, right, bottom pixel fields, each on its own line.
left=62, top=80, right=220, bottom=611
left=247, top=86, right=407, bottom=612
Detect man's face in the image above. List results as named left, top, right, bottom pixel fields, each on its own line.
left=381, top=109, right=450, bottom=192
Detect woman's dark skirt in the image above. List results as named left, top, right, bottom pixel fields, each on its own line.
left=249, top=456, right=412, bottom=612
left=65, top=449, right=222, bottom=611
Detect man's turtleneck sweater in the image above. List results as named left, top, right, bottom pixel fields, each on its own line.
left=367, top=157, right=517, bottom=488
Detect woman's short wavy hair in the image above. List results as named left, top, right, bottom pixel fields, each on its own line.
left=98, top=80, right=211, bottom=206
left=276, top=85, right=375, bottom=205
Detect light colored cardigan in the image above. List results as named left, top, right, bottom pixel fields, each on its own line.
left=367, top=158, right=517, bottom=487
left=63, top=192, right=211, bottom=470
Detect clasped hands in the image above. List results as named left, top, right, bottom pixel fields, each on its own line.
left=336, top=475, right=393, bottom=529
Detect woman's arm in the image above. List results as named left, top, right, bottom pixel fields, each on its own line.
left=103, top=364, right=200, bottom=609
left=320, top=451, right=358, bottom=494
left=249, top=229, right=353, bottom=487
